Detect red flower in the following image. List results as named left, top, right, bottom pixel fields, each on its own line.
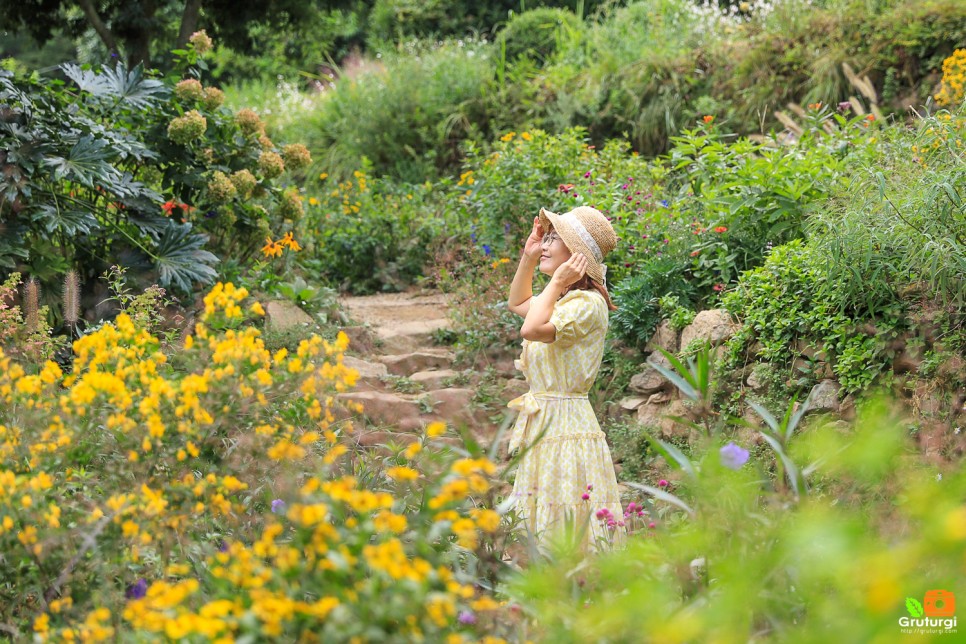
left=713, top=283, right=724, bottom=292
left=713, top=226, right=728, bottom=233
left=162, top=200, right=177, bottom=215
left=690, top=250, right=700, bottom=257
left=558, top=183, right=575, bottom=192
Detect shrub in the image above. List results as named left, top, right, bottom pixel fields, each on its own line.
left=303, top=40, right=496, bottom=182
left=0, top=282, right=512, bottom=640
left=0, top=41, right=312, bottom=299
left=300, top=169, right=444, bottom=294
left=722, top=239, right=905, bottom=393
left=496, top=8, right=583, bottom=66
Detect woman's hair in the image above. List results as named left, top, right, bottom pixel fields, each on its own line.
left=568, top=274, right=618, bottom=311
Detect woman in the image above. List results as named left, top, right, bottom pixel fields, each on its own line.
left=506, top=205, right=625, bottom=549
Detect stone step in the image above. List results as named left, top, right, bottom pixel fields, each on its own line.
left=409, top=369, right=461, bottom=390
left=376, top=351, right=455, bottom=376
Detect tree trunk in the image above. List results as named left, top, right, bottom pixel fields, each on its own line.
left=125, top=0, right=157, bottom=68
left=75, top=0, right=119, bottom=57
left=176, top=0, right=204, bottom=49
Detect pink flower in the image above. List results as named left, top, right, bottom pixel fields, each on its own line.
left=658, top=479, right=668, bottom=487
left=713, top=283, right=724, bottom=292
left=648, top=522, right=656, bottom=529
left=581, top=493, right=590, bottom=500
left=586, top=484, right=593, bottom=491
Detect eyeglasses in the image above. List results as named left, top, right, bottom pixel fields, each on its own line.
left=541, top=231, right=561, bottom=245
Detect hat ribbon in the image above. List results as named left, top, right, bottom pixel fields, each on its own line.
left=559, top=212, right=604, bottom=263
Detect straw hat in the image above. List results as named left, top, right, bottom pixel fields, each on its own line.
left=539, top=206, right=618, bottom=285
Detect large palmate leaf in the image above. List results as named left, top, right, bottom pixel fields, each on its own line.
left=62, top=63, right=167, bottom=109
left=31, top=204, right=99, bottom=236
left=43, top=136, right=120, bottom=187
left=153, top=222, right=218, bottom=291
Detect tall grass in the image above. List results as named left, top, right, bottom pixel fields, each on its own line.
left=808, top=108, right=966, bottom=311
left=298, top=40, right=498, bottom=181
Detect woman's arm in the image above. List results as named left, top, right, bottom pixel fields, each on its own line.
left=508, top=216, right=545, bottom=318
left=521, top=253, right=588, bottom=342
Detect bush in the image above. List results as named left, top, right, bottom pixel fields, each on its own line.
left=300, top=169, right=445, bottom=294
left=722, top=239, right=905, bottom=393
left=496, top=8, right=583, bottom=66
left=0, top=283, right=513, bottom=640
left=508, top=399, right=966, bottom=641
left=0, top=38, right=311, bottom=301
left=302, top=40, right=496, bottom=182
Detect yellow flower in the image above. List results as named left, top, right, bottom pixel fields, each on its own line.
left=426, top=421, right=446, bottom=437
left=386, top=466, right=419, bottom=482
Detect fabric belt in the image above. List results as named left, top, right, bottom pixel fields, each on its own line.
left=507, top=391, right=589, bottom=453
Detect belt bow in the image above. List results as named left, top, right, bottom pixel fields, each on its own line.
left=506, top=391, right=588, bottom=453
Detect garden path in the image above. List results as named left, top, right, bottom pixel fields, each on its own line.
left=336, top=288, right=520, bottom=450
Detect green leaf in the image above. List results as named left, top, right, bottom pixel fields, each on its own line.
left=31, top=204, right=99, bottom=236
left=641, top=433, right=697, bottom=477
left=43, top=136, right=119, bottom=187
left=906, top=597, right=924, bottom=618
left=153, top=222, right=219, bottom=292
left=62, top=63, right=167, bottom=109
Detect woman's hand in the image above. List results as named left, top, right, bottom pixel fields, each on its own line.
left=551, top=253, right=587, bottom=288
left=523, top=216, right=545, bottom=260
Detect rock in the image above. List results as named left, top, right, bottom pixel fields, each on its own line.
left=342, top=355, right=389, bottom=380
left=806, top=379, right=840, bottom=414
left=620, top=396, right=648, bottom=412
left=336, top=391, right=422, bottom=427
left=629, top=353, right=674, bottom=394
left=635, top=398, right=689, bottom=438
left=646, top=391, right=673, bottom=405
left=792, top=339, right=826, bottom=362
left=410, top=369, right=460, bottom=390
left=839, top=394, right=856, bottom=422
left=746, top=368, right=767, bottom=392
left=356, top=430, right=419, bottom=447
left=491, top=359, right=519, bottom=378
left=426, top=388, right=477, bottom=427
left=502, top=378, right=530, bottom=401
left=680, top=309, right=738, bottom=351
left=340, top=325, right=376, bottom=354
left=265, top=300, right=313, bottom=332
left=647, top=320, right=679, bottom=354
left=918, top=421, right=948, bottom=462
left=377, top=351, right=455, bottom=376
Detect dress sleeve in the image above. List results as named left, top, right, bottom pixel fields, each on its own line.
left=549, top=292, right=601, bottom=348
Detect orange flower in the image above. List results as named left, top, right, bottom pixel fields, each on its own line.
left=808, top=102, right=822, bottom=110
left=702, top=115, right=715, bottom=124
left=280, top=232, right=301, bottom=252
left=690, top=250, right=700, bottom=257
left=713, top=226, right=728, bottom=233
left=261, top=237, right=284, bottom=258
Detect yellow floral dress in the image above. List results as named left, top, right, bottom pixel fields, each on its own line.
left=507, top=289, right=625, bottom=548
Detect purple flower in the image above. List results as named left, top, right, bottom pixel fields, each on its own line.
left=837, top=101, right=851, bottom=113
left=482, top=244, right=491, bottom=256
left=218, top=540, right=229, bottom=552
left=659, top=199, right=669, bottom=207
left=458, top=610, right=477, bottom=625
left=504, top=222, right=511, bottom=233
left=271, top=499, right=286, bottom=514
left=470, top=232, right=477, bottom=244
left=720, top=442, right=750, bottom=470
left=126, top=578, right=148, bottom=600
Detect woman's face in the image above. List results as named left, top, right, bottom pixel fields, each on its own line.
left=538, top=229, right=572, bottom=276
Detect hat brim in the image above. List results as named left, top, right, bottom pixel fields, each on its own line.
left=539, top=207, right=606, bottom=284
